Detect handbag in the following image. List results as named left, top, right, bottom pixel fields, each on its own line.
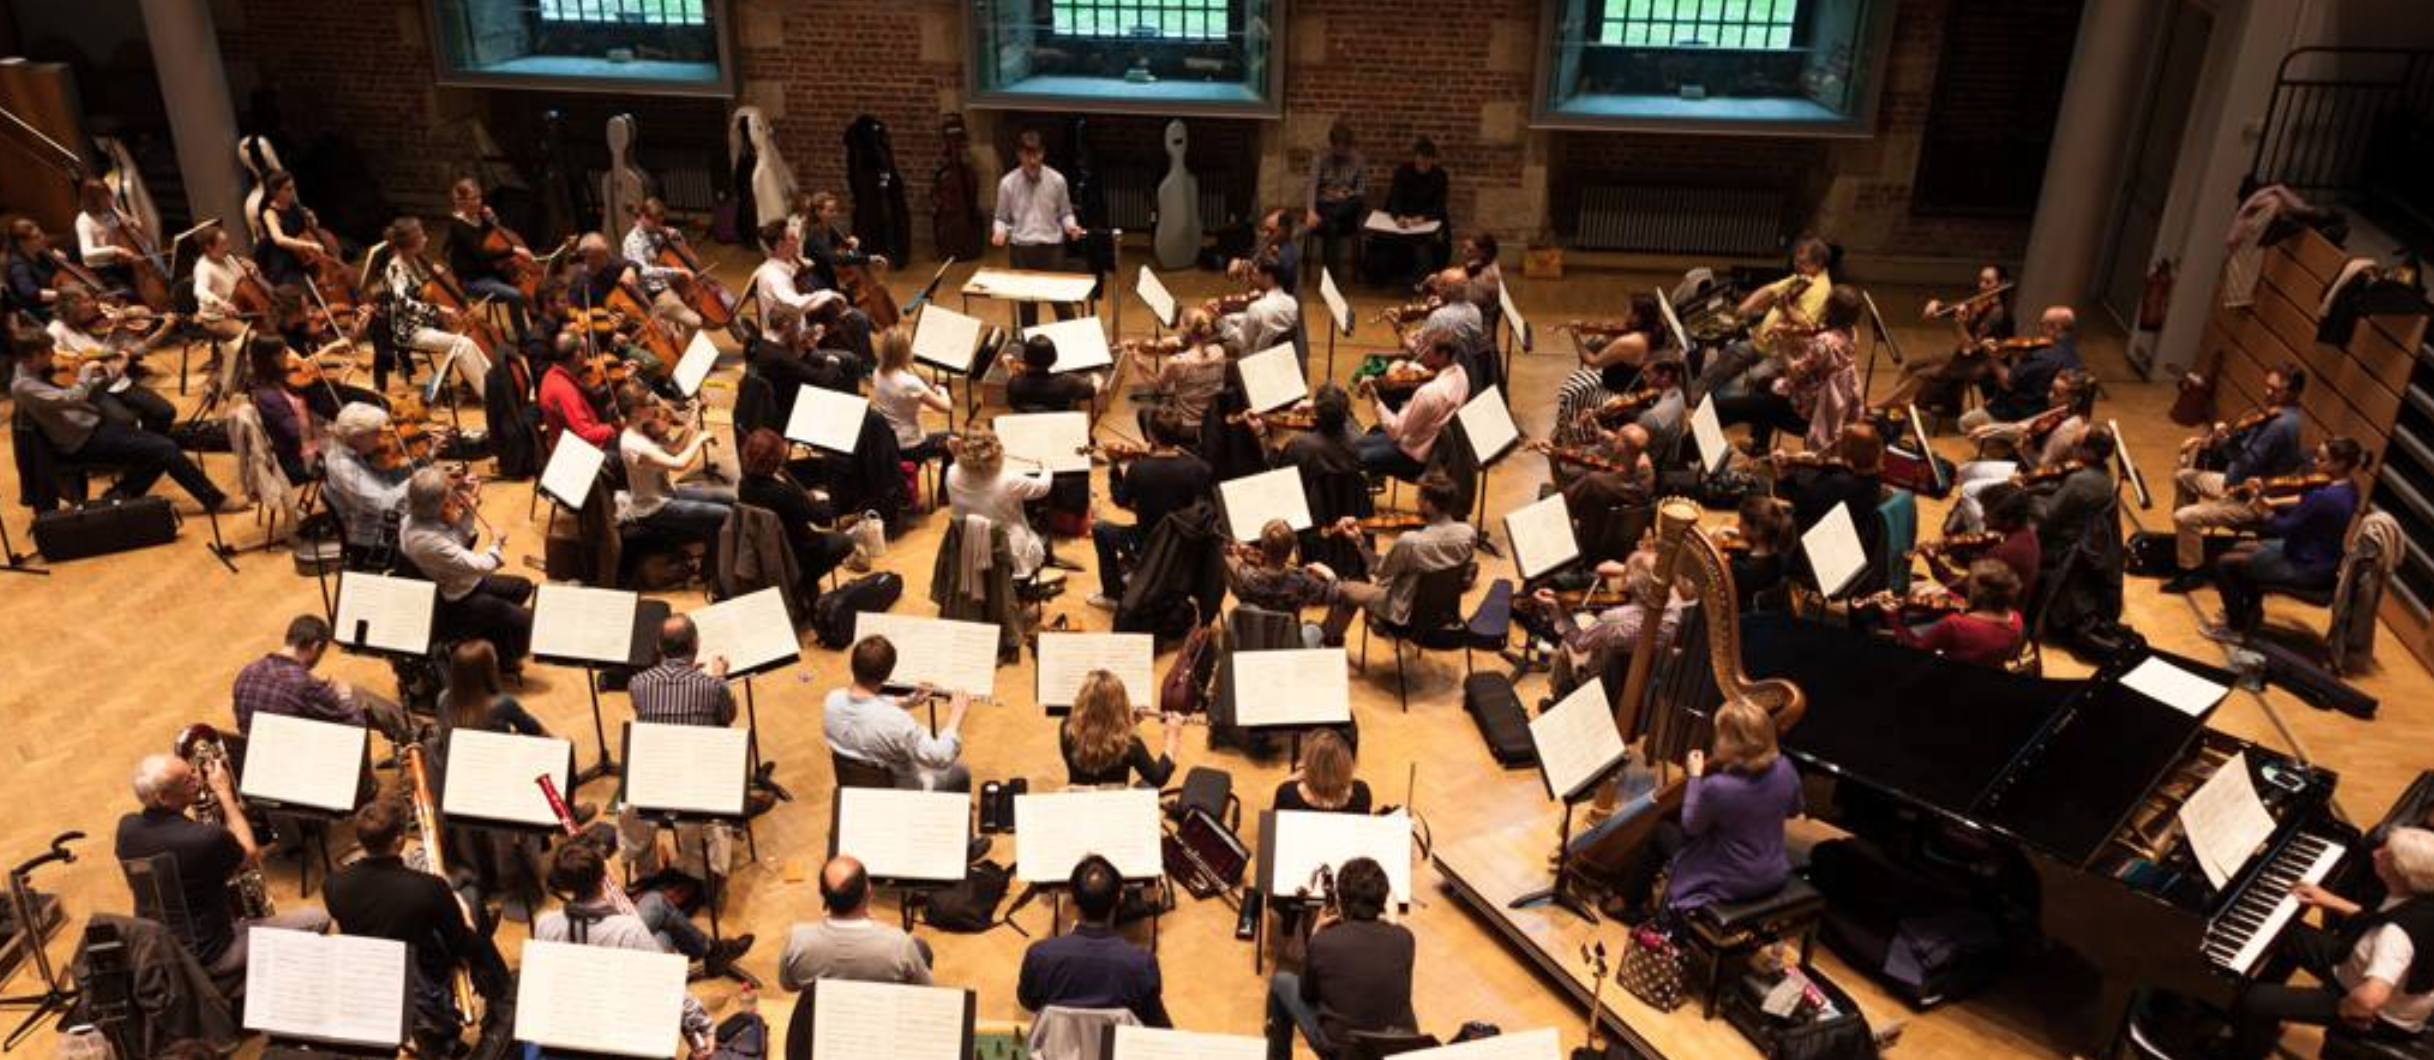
left=1617, top=923, right=1689, bottom=1012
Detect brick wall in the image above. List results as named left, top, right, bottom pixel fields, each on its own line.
left=213, top=0, right=2070, bottom=261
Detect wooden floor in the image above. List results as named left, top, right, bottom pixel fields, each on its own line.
left=3, top=243, right=2428, bottom=1060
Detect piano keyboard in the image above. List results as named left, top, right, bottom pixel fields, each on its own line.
left=2203, top=833, right=2347, bottom=976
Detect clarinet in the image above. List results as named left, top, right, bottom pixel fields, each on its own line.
left=533, top=774, right=639, bottom=916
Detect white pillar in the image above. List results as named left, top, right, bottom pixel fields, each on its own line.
left=138, top=0, right=248, bottom=250
left=2016, top=0, right=2163, bottom=318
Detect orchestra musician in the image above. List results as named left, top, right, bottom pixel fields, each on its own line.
left=115, top=752, right=333, bottom=979
left=2206, top=437, right=2364, bottom=640
left=1367, top=137, right=1449, bottom=289
left=322, top=403, right=415, bottom=568
left=1228, top=207, right=1303, bottom=296
left=778, top=855, right=937, bottom=989
left=1948, top=368, right=2098, bottom=533
left=1135, top=307, right=1228, bottom=434
left=1723, top=495, right=1796, bottom=612
left=534, top=843, right=719, bottom=1057
left=570, top=233, right=673, bottom=380
left=537, top=333, right=620, bottom=453
left=192, top=224, right=261, bottom=347
left=1356, top=333, right=1468, bottom=481
left=382, top=218, right=496, bottom=400
left=619, top=197, right=707, bottom=337
left=1883, top=558, right=2026, bottom=668
left=1608, top=700, right=1801, bottom=928
left=1059, top=669, right=1185, bottom=788
left=1218, top=254, right=1300, bottom=365
left=73, top=178, right=145, bottom=296
left=1716, top=283, right=1863, bottom=455
left=10, top=329, right=238, bottom=513
left=1961, top=305, right=2082, bottom=429
left=1691, top=237, right=1834, bottom=403
left=245, top=338, right=320, bottom=483
left=614, top=385, right=735, bottom=569
left=736, top=428, right=858, bottom=595
left=323, top=795, right=511, bottom=1059
left=1264, top=856, right=1418, bottom=1060
left=1006, top=332, right=1103, bottom=414
left=1248, top=384, right=1371, bottom=580
left=750, top=219, right=862, bottom=368
left=2029, top=428, right=2125, bottom=647
left=4, top=219, right=65, bottom=322
left=44, top=288, right=180, bottom=432
left=619, top=616, right=752, bottom=888
left=1318, top=472, right=1475, bottom=646
left=751, top=305, right=860, bottom=430
left=2218, top=827, right=2434, bottom=1060
left=793, top=189, right=890, bottom=286
left=252, top=171, right=323, bottom=289
left=1575, top=292, right=1670, bottom=394
left=1461, top=230, right=1503, bottom=305
left=1923, top=482, right=2041, bottom=604
left=1304, top=121, right=1366, bottom=278
left=1773, top=423, right=1888, bottom=596
left=1018, top=855, right=1174, bottom=1028
left=1087, top=409, right=1213, bottom=610
left=826, top=635, right=977, bottom=793
left=991, top=129, right=1087, bottom=328
left=872, top=326, right=954, bottom=467
left=399, top=466, right=534, bottom=671
left=1227, top=518, right=1342, bottom=647
left=944, top=428, right=1053, bottom=580
left=444, top=177, right=536, bottom=341
left=2163, top=365, right=2310, bottom=594
left=1517, top=547, right=1690, bottom=695
left=1874, top=263, right=2013, bottom=414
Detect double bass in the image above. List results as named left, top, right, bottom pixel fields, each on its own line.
left=108, top=214, right=175, bottom=313
left=931, top=113, right=984, bottom=261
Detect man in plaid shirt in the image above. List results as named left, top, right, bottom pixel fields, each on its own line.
left=231, top=614, right=415, bottom=746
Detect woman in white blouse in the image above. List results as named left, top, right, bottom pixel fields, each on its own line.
left=944, top=428, right=1051, bottom=577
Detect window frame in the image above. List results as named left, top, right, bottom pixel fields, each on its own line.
left=1530, top=0, right=1897, bottom=137
left=964, top=0, right=1286, bottom=119
left=1593, top=0, right=1803, bottom=51
left=535, top=0, right=710, bottom=27
left=423, top=0, right=738, bottom=99
left=1047, top=0, right=1237, bottom=43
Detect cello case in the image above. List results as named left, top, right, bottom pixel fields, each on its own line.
left=730, top=106, right=795, bottom=236
left=843, top=115, right=910, bottom=265
left=1152, top=119, right=1201, bottom=270
left=601, top=114, right=651, bottom=245
left=1064, top=117, right=1113, bottom=275
left=237, top=135, right=286, bottom=243
left=930, top=113, right=984, bottom=261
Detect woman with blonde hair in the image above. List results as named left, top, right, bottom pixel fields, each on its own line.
left=1058, top=670, right=1182, bottom=787
left=1615, top=698, right=1801, bottom=923
left=944, top=427, right=1052, bottom=577
left=872, top=326, right=953, bottom=464
left=1272, top=729, right=1370, bottom=814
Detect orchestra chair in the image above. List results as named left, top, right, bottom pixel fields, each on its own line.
left=1679, top=875, right=1828, bottom=1019
left=1878, top=488, right=1916, bottom=595
left=1025, top=1005, right=1139, bottom=1060
left=2251, top=510, right=2399, bottom=676
left=1337, top=1030, right=1443, bottom=1060
left=1359, top=565, right=1473, bottom=712
left=11, top=405, right=131, bottom=510
left=120, top=854, right=245, bottom=1003
left=830, top=752, right=898, bottom=792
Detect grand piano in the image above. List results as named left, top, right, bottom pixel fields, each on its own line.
left=1729, top=613, right=2360, bottom=1048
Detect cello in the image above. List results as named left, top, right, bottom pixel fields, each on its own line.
left=421, top=264, right=505, bottom=361
left=652, top=227, right=738, bottom=329
left=292, top=205, right=360, bottom=310
left=108, top=218, right=175, bottom=313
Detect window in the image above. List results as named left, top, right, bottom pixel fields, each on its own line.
left=1598, top=0, right=1798, bottom=50
left=538, top=0, right=707, bottom=26
left=1049, top=0, right=1230, bottom=41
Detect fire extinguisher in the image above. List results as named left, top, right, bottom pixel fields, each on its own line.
left=2139, top=258, right=2174, bottom=331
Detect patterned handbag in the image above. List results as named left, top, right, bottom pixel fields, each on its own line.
left=1618, top=922, right=1689, bottom=1012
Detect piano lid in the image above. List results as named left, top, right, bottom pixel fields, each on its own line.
left=1742, top=614, right=2077, bottom=815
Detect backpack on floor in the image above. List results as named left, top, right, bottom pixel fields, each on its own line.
left=814, top=571, right=904, bottom=649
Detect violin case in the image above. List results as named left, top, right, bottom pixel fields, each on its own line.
left=32, top=495, right=177, bottom=562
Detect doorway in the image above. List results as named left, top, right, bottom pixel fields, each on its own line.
left=2097, top=0, right=2215, bottom=335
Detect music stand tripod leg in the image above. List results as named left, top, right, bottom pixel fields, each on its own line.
left=202, top=504, right=240, bottom=573
left=0, top=513, right=46, bottom=576
left=575, top=666, right=618, bottom=785
left=1506, top=798, right=1599, bottom=923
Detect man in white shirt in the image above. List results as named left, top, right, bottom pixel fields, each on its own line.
left=1357, top=335, right=1469, bottom=481
left=823, top=636, right=972, bottom=793
left=2226, top=827, right=2434, bottom=1059
left=749, top=220, right=869, bottom=369
left=991, top=130, right=1086, bottom=328
left=777, top=855, right=935, bottom=989
left=1220, top=256, right=1300, bottom=366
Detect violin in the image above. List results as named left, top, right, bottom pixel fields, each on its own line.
left=1912, top=530, right=2003, bottom=561
left=1525, top=438, right=1640, bottom=477
left=48, top=349, right=128, bottom=388
left=652, top=229, right=738, bottom=329
left=1324, top=512, right=1428, bottom=538
left=1588, top=387, right=1663, bottom=427
left=1227, top=406, right=1317, bottom=431
left=2231, top=471, right=2335, bottom=503
left=1086, top=439, right=1155, bottom=462
left=1924, top=282, right=2012, bottom=322
left=1375, top=297, right=1440, bottom=329
left=2183, top=405, right=2278, bottom=463
left=1769, top=450, right=1851, bottom=473
left=372, top=395, right=447, bottom=471
left=2023, top=404, right=2073, bottom=445
left=1204, top=290, right=1258, bottom=317
left=1364, top=362, right=1438, bottom=393
left=1856, top=587, right=1967, bottom=616
left=2013, top=459, right=2087, bottom=488
left=1977, top=335, right=2053, bottom=359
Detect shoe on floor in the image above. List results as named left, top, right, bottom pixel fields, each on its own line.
left=2198, top=621, right=2243, bottom=643
left=1086, top=593, right=1119, bottom=611
left=2159, top=571, right=2210, bottom=594
left=705, top=934, right=754, bottom=969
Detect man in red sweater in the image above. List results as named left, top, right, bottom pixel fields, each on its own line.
left=537, top=334, right=618, bottom=453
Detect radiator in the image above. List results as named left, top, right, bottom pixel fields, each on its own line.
left=584, top=158, right=718, bottom=217
left=1102, top=167, right=1235, bottom=233
left=1575, top=184, right=1786, bottom=256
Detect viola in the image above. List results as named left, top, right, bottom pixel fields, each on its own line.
left=2013, top=459, right=2086, bottom=488
left=1978, top=335, right=2053, bottom=359
left=2232, top=471, right=2335, bottom=503
left=1526, top=438, right=1640, bottom=477
left=1204, top=290, right=1258, bottom=317
left=1912, top=530, right=2004, bottom=561
left=1227, top=406, right=1317, bottom=431
left=1589, top=387, right=1664, bottom=427
left=652, top=230, right=738, bottom=329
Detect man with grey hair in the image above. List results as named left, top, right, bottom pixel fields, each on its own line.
left=398, top=466, right=533, bottom=669
left=1963, top=305, right=2083, bottom=431
left=114, top=752, right=331, bottom=975
left=2224, top=826, right=2434, bottom=1059
left=321, top=403, right=414, bottom=567
left=1692, top=236, right=1834, bottom=405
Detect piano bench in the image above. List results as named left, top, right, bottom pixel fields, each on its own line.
left=1683, top=877, right=1827, bottom=1019
left=2321, top=1027, right=2434, bottom=1060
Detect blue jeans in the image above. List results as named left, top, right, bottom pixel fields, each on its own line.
left=1356, top=428, right=1427, bottom=482
left=1092, top=520, right=1145, bottom=597
left=635, top=890, right=711, bottom=958
left=637, top=485, right=735, bottom=547
left=1266, top=972, right=1329, bottom=1060
left=463, top=276, right=531, bottom=339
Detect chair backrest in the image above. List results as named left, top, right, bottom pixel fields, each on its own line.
left=1337, top=1030, right=1441, bottom=1060
left=831, top=751, right=898, bottom=790
left=1026, top=1005, right=1138, bottom=1060
left=1877, top=488, right=1917, bottom=595
left=734, top=371, right=779, bottom=442
left=1407, top=564, right=1470, bottom=631
left=120, top=854, right=203, bottom=956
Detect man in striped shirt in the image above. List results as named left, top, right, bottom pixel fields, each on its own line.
left=620, top=616, right=739, bottom=880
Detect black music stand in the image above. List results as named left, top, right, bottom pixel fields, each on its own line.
left=0, top=511, right=44, bottom=577
left=1507, top=755, right=1625, bottom=925
left=0, top=832, right=80, bottom=1049
left=542, top=599, right=670, bottom=788
left=619, top=723, right=759, bottom=987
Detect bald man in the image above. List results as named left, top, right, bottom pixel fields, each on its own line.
left=1964, top=305, right=2084, bottom=429
left=114, top=753, right=331, bottom=975
left=777, top=855, right=935, bottom=989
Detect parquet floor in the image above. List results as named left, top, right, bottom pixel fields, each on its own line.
left=1, top=244, right=2425, bottom=1060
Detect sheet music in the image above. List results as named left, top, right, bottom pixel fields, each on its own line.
left=1111, top=1026, right=1266, bottom=1060
left=911, top=304, right=986, bottom=373
left=1655, top=287, right=1692, bottom=357
left=992, top=411, right=1093, bottom=474
left=1457, top=385, right=1521, bottom=465
left=1504, top=491, right=1579, bottom=581
left=1498, top=282, right=1529, bottom=348
left=785, top=385, right=870, bottom=454
left=1237, top=343, right=1308, bottom=412
left=2122, top=656, right=2231, bottom=717
left=1219, top=466, right=1314, bottom=542
left=531, top=584, right=641, bottom=665
left=540, top=433, right=608, bottom=509
left=1363, top=210, right=1442, bottom=236
left=1690, top=396, right=1730, bottom=473
left=854, top=613, right=1000, bottom=698
left=334, top=571, right=436, bottom=655
left=1319, top=268, right=1352, bottom=335
left=239, top=713, right=367, bottom=813
left=687, top=587, right=801, bottom=677
left=809, top=979, right=971, bottom=1060
left=1230, top=649, right=1351, bottom=727
left=1530, top=678, right=1627, bottom=801
left=1270, top=810, right=1415, bottom=904
left=1034, top=632, right=1155, bottom=709
left=1802, top=502, right=1868, bottom=598
left=963, top=269, right=1098, bottom=304
left=1016, top=787, right=1164, bottom=881
left=1021, top=316, right=1114, bottom=374
left=514, top=938, right=687, bottom=1059
left=623, top=722, right=749, bottom=818
left=441, top=729, right=572, bottom=828
left=2179, top=752, right=2279, bottom=889
left=1135, top=266, right=1178, bottom=329
left=244, top=927, right=409, bottom=1048
left=672, top=329, right=720, bottom=398
left=835, top=788, right=972, bottom=883
left=1398, top=1028, right=1562, bottom=1060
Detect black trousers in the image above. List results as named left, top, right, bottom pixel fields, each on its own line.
left=437, top=574, right=535, bottom=668
left=72, top=421, right=225, bottom=508
left=2225, top=924, right=2417, bottom=1060
left=1007, top=243, right=1078, bottom=328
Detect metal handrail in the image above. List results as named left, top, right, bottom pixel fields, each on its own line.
left=2249, top=47, right=2434, bottom=194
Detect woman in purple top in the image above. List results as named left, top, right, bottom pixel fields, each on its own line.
left=1661, top=698, right=1803, bottom=916
left=2210, top=438, right=2364, bottom=637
